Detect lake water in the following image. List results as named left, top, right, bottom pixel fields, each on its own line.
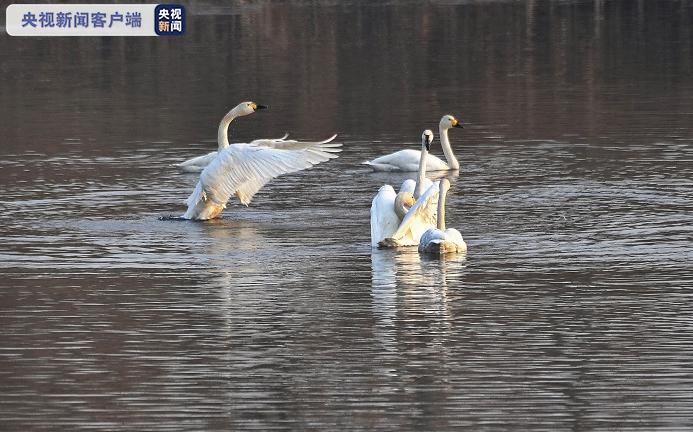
left=1, top=1, right=693, bottom=430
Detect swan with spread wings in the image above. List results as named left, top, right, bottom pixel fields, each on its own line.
left=177, top=101, right=338, bottom=173
left=182, top=102, right=341, bottom=220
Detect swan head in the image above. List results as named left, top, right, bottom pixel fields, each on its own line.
left=440, top=114, right=463, bottom=130
left=233, top=101, right=268, bottom=117
left=421, top=129, right=434, bottom=151
left=394, top=191, right=416, bottom=219
left=401, top=191, right=416, bottom=208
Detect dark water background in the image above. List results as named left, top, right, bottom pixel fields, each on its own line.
left=1, top=1, right=693, bottom=430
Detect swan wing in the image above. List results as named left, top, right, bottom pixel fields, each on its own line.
left=179, top=134, right=294, bottom=173
left=250, top=134, right=338, bottom=150
left=390, top=181, right=439, bottom=242
left=196, top=139, right=341, bottom=207
left=370, top=185, right=399, bottom=247
left=177, top=151, right=218, bottom=172
left=248, top=132, right=290, bottom=146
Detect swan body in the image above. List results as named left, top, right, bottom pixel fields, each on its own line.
left=419, top=228, right=466, bottom=254
left=365, top=150, right=450, bottom=172
left=364, top=114, right=464, bottom=172
left=182, top=103, right=341, bottom=220
left=418, top=179, right=467, bottom=254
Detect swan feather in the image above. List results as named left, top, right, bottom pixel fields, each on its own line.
left=370, top=185, right=401, bottom=248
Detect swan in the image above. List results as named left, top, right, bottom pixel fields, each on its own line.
left=418, top=179, right=467, bottom=254
left=176, top=101, right=267, bottom=172
left=176, top=102, right=338, bottom=173
left=373, top=130, right=438, bottom=248
left=363, top=114, right=463, bottom=172
left=182, top=105, right=342, bottom=221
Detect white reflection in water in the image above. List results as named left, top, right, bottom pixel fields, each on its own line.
left=370, top=248, right=467, bottom=352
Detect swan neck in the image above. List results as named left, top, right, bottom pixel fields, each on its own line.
left=414, top=144, right=428, bottom=199
left=439, top=126, right=459, bottom=170
left=394, top=193, right=409, bottom=220
left=217, top=109, right=238, bottom=150
left=437, top=184, right=447, bottom=231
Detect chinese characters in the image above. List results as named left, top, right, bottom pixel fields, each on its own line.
left=21, top=11, right=142, bottom=29
left=155, top=5, right=185, bottom=36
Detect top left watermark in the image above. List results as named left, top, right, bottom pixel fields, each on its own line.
left=5, top=4, right=185, bottom=36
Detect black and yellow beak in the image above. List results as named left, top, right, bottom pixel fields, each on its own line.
left=255, top=104, right=268, bottom=111
left=452, top=119, right=463, bottom=129
left=425, top=137, right=432, bottom=151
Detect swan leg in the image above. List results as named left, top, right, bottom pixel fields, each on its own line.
left=206, top=205, right=225, bottom=219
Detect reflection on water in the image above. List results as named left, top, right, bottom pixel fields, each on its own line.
left=371, top=249, right=465, bottom=353
left=2, top=0, right=693, bottom=430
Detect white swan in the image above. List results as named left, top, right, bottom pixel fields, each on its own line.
left=182, top=105, right=342, bottom=221
left=177, top=101, right=267, bottom=172
left=363, top=114, right=463, bottom=172
left=176, top=102, right=338, bottom=174
left=418, top=179, right=467, bottom=254
left=374, top=131, right=438, bottom=248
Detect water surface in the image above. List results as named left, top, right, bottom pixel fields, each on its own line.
left=1, top=1, right=693, bottom=430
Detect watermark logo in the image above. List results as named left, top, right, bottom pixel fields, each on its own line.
left=154, top=4, right=185, bottom=36
left=6, top=4, right=186, bottom=36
